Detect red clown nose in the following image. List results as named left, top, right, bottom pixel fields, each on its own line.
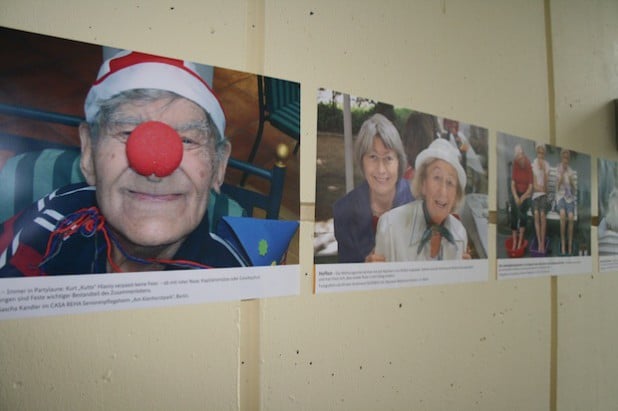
left=126, top=121, right=183, bottom=177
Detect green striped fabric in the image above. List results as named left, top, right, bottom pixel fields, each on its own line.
left=0, top=148, right=84, bottom=222
left=209, top=189, right=247, bottom=231
left=0, top=149, right=246, bottom=230
left=265, top=77, right=301, bottom=140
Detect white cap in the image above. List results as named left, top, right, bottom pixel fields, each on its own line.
left=84, top=50, right=226, bottom=139
left=415, top=138, right=467, bottom=190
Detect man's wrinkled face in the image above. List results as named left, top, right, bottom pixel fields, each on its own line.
left=80, top=97, right=229, bottom=251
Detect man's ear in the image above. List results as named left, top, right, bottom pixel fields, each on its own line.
left=78, top=123, right=97, bottom=186
left=211, top=142, right=231, bottom=193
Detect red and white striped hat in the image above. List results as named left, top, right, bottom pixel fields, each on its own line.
left=84, top=50, right=226, bottom=139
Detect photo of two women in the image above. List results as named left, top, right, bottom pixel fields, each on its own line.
left=314, top=89, right=489, bottom=265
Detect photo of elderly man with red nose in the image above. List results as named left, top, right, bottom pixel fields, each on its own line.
left=0, top=46, right=298, bottom=276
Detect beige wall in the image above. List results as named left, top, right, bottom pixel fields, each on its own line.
left=0, top=0, right=616, bottom=410
left=551, top=1, right=618, bottom=410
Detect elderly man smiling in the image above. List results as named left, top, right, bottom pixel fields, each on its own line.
left=0, top=51, right=248, bottom=275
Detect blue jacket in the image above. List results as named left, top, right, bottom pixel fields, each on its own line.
left=0, top=183, right=246, bottom=277
left=333, top=179, right=413, bottom=263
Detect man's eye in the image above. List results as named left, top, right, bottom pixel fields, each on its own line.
left=112, top=130, right=133, bottom=142
left=180, top=136, right=206, bottom=149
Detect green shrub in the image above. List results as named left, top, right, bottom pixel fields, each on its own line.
left=317, top=102, right=411, bottom=136
left=317, top=102, right=378, bottom=134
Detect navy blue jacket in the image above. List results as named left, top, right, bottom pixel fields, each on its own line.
left=0, top=183, right=245, bottom=277
left=333, top=179, right=413, bottom=263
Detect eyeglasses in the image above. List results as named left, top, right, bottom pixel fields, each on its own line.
left=364, top=153, right=397, bottom=167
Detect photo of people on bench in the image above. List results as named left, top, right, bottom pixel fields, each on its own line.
left=497, top=132, right=591, bottom=259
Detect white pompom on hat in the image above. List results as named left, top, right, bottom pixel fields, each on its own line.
left=415, top=138, right=467, bottom=190
left=84, top=50, right=226, bottom=139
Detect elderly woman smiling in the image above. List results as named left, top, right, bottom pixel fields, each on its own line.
left=373, top=138, right=469, bottom=261
left=333, top=113, right=413, bottom=263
